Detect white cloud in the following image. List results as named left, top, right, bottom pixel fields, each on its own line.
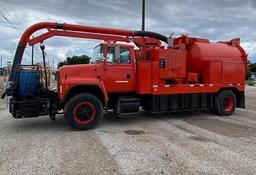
left=57, top=52, right=66, bottom=61
left=0, top=0, right=255, bottom=65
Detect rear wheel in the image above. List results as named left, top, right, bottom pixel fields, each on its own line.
left=64, top=93, right=103, bottom=130
left=214, top=90, right=236, bottom=116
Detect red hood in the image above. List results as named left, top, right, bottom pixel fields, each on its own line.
left=58, top=64, right=97, bottom=79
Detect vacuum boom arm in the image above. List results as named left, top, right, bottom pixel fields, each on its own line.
left=9, top=22, right=168, bottom=82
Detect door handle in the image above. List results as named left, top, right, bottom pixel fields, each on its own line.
left=126, top=74, right=131, bottom=79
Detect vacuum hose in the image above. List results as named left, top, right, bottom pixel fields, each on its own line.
left=8, top=22, right=168, bottom=83
left=133, top=31, right=168, bottom=43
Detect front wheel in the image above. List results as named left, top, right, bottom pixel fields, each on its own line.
left=64, top=93, right=103, bottom=130
left=214, top=90, right=236, bottom=116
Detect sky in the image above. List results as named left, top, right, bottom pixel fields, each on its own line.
left=0, top=0, right=256, bottom=68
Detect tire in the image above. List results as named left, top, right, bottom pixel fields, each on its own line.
left=64, top=93, right=103, bottom=130
left=214, top=90, right=236, bottom=116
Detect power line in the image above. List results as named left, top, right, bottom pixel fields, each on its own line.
left=0, top=4, right=21, bottom=31
left=0, top=4, right=22, bottom=34
left=0, top=10, right=18, bottom=31
left=0, top=5, right=22, bottom=32
left=0, top=11, right=21, bottom=34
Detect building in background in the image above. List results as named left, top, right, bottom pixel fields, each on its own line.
left=0, top=68, right=7, bottom=75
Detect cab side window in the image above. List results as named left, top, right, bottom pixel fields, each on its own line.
left=106, top=47, right=115, bottom=63
left=106, top=46, right=131, bottom=64
left=120, top=47, right=130, bottom=64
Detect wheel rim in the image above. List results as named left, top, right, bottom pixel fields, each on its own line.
left=223, top=96, right=234, bottom=112
left=72, top=102, right=96, bottom=125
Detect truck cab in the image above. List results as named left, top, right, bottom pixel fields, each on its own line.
left=57, top=42, right=136, bottom=101
left=54, top=42, right=140, bottom=129
left=91, top=43, right=136, bottom=92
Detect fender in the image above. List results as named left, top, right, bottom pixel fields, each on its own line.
left=59, top=78, right=108, bottom=105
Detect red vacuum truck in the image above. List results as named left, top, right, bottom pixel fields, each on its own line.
left=2, top=22, right=247, bottom=130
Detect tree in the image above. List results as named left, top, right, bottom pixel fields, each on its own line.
left=249, top=63, right=256, bottom=72
left=58, top=55, right=90, bottom=68
left=246, top=66, right=252, bottom=80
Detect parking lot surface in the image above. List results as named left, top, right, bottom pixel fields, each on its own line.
left=0, top=87, right=255, bottom=175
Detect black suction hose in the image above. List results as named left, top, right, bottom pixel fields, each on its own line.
left=133, top=31, right=168, bottom=43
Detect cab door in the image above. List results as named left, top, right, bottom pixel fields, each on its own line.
left=102, top=45, right=135, bottom=92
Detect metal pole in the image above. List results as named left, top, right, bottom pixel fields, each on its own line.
left=31, top=36, right=34, bottom=65
left=142, top=0, right=145, bottom=31
left=40, top=43, right=48, bottom=89
left=52, top=58, right=54, bottom=70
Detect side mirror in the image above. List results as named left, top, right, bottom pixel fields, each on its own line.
left=113, top=46, right=120, bottom=63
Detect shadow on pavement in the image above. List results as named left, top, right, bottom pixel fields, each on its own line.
left=6, top=110, right=219, bottom=132
left=6, top=115, right=69, bottom=132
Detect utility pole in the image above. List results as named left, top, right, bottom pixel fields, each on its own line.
left=52, top=58, right=55, bottom=70
left=31, top=36, right=34, bottom=65
left=142, top=0, right=145, bottom=31
left=0, top=56, right=2, bottom=69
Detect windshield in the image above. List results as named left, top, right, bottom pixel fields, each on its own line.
left=91, top=45, right=103, bottom=63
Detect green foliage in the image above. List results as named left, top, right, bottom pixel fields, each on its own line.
left=246, top=66, right=252, bottom=80
left=249, top=63, right=256, bottom=72
left=58, top=55, right=90, bottom=68
left=248, top=80, right=255, bottom=86
left=246, top=62, right=256, bottom=80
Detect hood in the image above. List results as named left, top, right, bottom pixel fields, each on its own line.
left=58, top=64, right=97, bottom=79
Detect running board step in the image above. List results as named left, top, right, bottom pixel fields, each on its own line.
left=116, top=97, right=140, bottom=114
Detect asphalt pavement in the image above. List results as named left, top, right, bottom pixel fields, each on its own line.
left=0, top=87, right=256, bottom=175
